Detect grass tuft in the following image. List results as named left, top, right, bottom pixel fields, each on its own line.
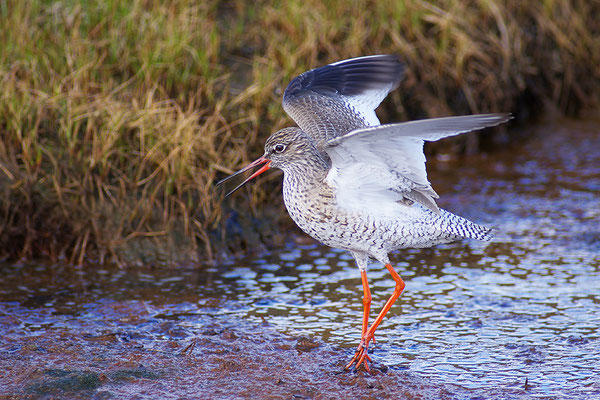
left=0, top=0, right=598, bottom=265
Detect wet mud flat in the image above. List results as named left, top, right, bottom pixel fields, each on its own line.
left=0, top=283, right=532, bottom=400
left=1, top=116, right=600, bottom=399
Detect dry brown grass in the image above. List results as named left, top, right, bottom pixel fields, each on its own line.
left=0, top=0, right=598, bottom=265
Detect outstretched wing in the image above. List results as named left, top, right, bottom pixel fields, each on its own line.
left=324, top=114, right=513, bottom=215
left=282, top=54, right=404, bottom=151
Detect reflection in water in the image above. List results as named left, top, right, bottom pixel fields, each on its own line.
left=1, top=119, right=599, bottom=397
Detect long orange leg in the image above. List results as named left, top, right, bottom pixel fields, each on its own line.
left=346, top=270, right=372, bottom=370
left=345, top=263, right=405, bottom=372
left=360, top=270, right=371, bottom=340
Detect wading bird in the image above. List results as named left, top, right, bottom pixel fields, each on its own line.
left=218, top=55, right=510, bottom=371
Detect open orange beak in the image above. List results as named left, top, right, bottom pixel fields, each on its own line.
left=216, top=157, right=272, bottom=197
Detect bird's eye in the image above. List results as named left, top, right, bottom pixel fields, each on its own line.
left=273, top=144, right=286, bottom=153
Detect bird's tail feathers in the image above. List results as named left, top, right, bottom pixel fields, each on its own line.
left=437, top=209, right=494, bottom=241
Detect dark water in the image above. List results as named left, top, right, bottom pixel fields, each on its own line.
left=1, top=118, right=599, bottom=398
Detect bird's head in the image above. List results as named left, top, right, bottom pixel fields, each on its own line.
left=216, top=127, right=318, bottom=197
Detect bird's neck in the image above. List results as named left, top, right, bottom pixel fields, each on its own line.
left=282, top=150, right=329, bottom=188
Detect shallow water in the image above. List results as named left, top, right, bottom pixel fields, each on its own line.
left=1, top=118, right=599, bottom=399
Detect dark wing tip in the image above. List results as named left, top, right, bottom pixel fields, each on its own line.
left=284, top=54, right=405, bottom=101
